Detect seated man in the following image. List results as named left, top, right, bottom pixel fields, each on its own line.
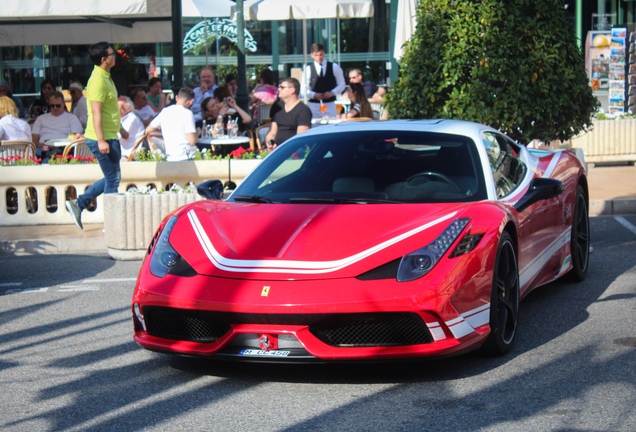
left=31, top=91, right=83, bottom=160
left=131, top=88, right=156, bottom=127
left=69, top=81, right=88, bottom=130
left=146, top=87, right=197, bottom=162
left=118, top=96, right=144, bottom=160
left=347, top=68, right=386, bottom=100
left=265, top=78, right=312, bottom=147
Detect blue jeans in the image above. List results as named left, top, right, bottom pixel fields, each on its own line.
left=77, top=138, right=121, bottom=211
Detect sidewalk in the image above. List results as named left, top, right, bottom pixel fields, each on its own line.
left=1, top=165, right=635, bottom=256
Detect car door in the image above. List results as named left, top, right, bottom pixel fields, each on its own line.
left=482, top=132, right=560, bottom=291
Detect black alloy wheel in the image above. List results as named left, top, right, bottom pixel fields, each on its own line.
left=482, top=231, right=519, bottom=355
left=566, top=185, right=590, bottom=282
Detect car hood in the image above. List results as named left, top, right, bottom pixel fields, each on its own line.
left=169, top=201, right=477, bottom=280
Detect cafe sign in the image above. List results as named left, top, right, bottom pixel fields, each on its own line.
left=183, top=19, right=258, bottom=54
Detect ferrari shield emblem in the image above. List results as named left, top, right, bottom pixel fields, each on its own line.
left=261, top=286, right=270, bottom=296
left=259, top=334, right=278, bottom=350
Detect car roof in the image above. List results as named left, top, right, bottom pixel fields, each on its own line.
left=300, top=119, right=501, bottom=140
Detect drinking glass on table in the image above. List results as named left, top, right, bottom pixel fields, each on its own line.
left=319, top=100, right=326, bottom=115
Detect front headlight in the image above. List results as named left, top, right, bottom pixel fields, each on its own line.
left=149, top=216, right=179, bottom=278
left=397, top=218, right=470, bottom=282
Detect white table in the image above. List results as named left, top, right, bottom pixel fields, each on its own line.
left=197, top=136, right=251, bottom=187
left=44, top=138, right=73, bottom=147
left=311, top=118, right=344, bottom=127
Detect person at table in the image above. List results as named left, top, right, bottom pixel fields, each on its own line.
left=192, top=67, right=218, bottom=123
left=300, top=43, right=345, bottom=119
left=338, top=82, right=373, bottom=119
left=118, top=96, right=145, bottom=160
left=347, top=68, right=386, bottom=100
left=0, top=96, right=31, bottom=142
left=250, top=68, right=278, bottom=123
left=69, top=81, right=88, bottom=130
left=130, top=88, right=156, bottom=127
left=146, top=77, right=167, bottom=114
left=198, top=86, right=252, bottom=130
left=0, top=81, right=26, bottom=119
left=31, top=78, right=56, bottom=118
left=31, top=91, right=83, bottom=160
left=197, top=85, right=231, bottom=130
left=146, top=87, right=196, bottom=162
left=265, top=78, right=312, bottom=148
left=224, top=74, right=237, bottom=98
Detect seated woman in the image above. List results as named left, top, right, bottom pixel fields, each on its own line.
left=0, top=96, right=32, bottom=142
left=250, top=68, right=278, bottom=123
left=0, top=81, right=26, bottom=119
left=31, top=78, right=56, bottom=118
left=198, top=86, right=255, bottom=155
left=339, top=82, right=373, bottom=119
left=146, top=77, right=167, bottom=114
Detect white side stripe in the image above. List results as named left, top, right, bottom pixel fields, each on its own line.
left=442, top=304, right=491, bottom=339
left=519, top=229, right=571, bottom=288
left=542, top=152, right=562, bottom=178
left=426, top=322, right=447, bottom=341
left=187, top=209, right=457, bottom=274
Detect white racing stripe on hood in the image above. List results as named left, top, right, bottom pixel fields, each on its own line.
left=187, top=209, right=458, bottom=274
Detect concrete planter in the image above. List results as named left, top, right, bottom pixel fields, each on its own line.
left=569, top=119, right=636, bottom=163
left=103, top=192, right=204, bottom=260
left=0, top=159, right=262, bottom=227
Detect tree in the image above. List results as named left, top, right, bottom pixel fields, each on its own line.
left=385, top=0, right=598, bottom=144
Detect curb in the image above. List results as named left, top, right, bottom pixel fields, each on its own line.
left=589, top=198, right=636, bottom=217
left=1, top=236, right=106, bottom=256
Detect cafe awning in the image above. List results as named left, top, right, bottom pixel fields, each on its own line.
left=0, top=0, right=176, bottom=46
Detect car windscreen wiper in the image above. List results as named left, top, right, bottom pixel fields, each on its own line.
left=233, top=195, right=278, bottom=203
left=288, top=197, right=402, bottom=204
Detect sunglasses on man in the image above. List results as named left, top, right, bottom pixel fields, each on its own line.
left=49, top=104, right=63, bottom=108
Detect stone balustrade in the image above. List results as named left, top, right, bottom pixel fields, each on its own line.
left=0, top=159, right=262, bottom=227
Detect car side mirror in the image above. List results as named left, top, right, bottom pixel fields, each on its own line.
left=197, top=180, right=224, bottom=200
left=514, top=178, right=563, bottom=213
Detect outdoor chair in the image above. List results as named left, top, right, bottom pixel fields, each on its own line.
left=126, top=133, right=154, bottom=161
left=253, top=101, right=275, bottom=125
left=255, top=124, right=271, bottom=149
left=63, top=138, right=95, bottom=159
left=0, top=140, right=36, bottom=159
left=338, top=117, right=374, bottom=123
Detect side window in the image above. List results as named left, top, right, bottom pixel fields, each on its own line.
left=482, top=132, right=526, bottom=198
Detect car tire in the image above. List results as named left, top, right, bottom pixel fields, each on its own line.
left=565, top=185, right=590, bottom=282
left=482, top=231, right=519, bottom=356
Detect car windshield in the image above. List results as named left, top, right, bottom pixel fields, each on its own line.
left=231, top=130, right=487, bottom=204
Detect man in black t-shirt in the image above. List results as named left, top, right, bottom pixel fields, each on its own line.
left=265, top=78, right=312, bottom=147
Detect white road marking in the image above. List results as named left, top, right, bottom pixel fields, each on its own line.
left=57, top=286, right=100, bottom=292
left=0, top=282, right=23, bottom=287
left=614, top=216, right=636, bottom=237
left=82, top=278, right=138, bottom=283
left=5, top=287, right=49, bottom=294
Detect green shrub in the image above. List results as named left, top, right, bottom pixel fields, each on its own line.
left=386, top=0, right=598, bottom=144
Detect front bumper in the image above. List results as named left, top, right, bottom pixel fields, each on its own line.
left=132, top=262, right=491, bottom=361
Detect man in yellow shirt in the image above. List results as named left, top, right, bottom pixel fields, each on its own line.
left=66, top=42, right=128, bottom=229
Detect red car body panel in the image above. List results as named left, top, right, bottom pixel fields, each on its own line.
left=132, top=122, right=587, bottom=361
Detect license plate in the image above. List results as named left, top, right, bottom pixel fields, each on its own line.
left=239, top=349, right=291, bottom=357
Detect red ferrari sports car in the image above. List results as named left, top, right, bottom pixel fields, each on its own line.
left=132, top=119, right=590, bottom=361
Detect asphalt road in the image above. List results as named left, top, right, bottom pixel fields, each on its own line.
left=1, top=215, right=635, bottom=432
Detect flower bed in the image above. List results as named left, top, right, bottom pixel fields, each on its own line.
left=48, top=154, right=98, bottom=165
left=0, top=156, right=42, bottom=166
